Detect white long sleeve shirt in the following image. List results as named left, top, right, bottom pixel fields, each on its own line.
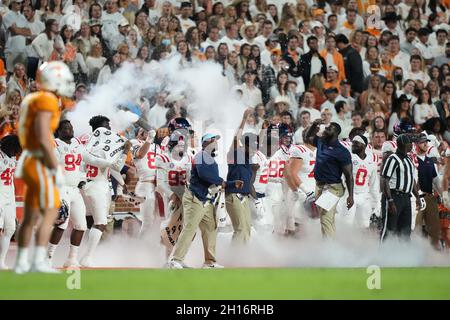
left=413, top=103, right=439, bottom=125
left=31, top=33, right=54, bottom=61
left=238, top=83, right=263, bottom=107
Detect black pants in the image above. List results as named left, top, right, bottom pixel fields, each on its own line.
left=381, top=190, right=412, bottom=241
left=27, top=57, right=39, bottom=80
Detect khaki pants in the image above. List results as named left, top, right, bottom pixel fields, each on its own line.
left=225, top=193, right=251, bottom=243
left=172, top=190, right=217, bottom=264
left=315, top=183, right=345, bottom=238
left=416, top=194, right=441, bottom=249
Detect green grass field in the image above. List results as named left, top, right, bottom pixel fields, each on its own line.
left=1, top=268, right=450, bottom=299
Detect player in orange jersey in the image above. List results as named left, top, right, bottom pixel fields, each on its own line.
left=14, top=61, right=75, bottom=274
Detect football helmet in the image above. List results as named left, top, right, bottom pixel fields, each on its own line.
left=54, top=200, right=69, bottom=226
left=38, top=61, right=75, bottom=97
left=168, top=117, right=193, bottom=134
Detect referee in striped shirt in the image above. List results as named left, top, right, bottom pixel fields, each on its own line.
left=380, top=134, right=421, bottom=241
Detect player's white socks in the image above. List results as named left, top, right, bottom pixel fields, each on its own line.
left=16, top=247, right=29, bottom=266
left=0, top=235, right=11, bottom=267
left=83, top=228, right=102, bottom=259
left=14, top=247, right=30, bottom=273
left=31, top=246, right=60, bottom=273
left=33, top=246, right=47, bottom=265
left=47, top=243, right=58, bottom=260
left=68, top=245, right=79, bottom=260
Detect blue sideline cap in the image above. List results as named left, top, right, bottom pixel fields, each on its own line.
left=201, top=133, right=221, bottom=144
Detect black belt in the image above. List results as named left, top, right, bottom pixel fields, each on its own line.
left=316, top=181, right=342, bottom=187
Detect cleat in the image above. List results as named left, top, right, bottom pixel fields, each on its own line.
left=166, top=259, right=189, bottom=269
left=202, top=262, right=224, bottom=269
left=80, top=256, right=94, bottom=268
left=30, top=260, right=60, bottom=274
left=13, top=262, right=31, bottom=275
left=0, top=263, right=9, bottom=270
left=63, top=257, right=81, bottom=268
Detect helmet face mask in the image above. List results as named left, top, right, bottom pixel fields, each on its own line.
left=168, top=131, right=188, bottom=156
left=168, top=117, right=193, bottom=135
left=278, top=123, right=293, bottom=147
left=280, top=134, right=292, bottom=147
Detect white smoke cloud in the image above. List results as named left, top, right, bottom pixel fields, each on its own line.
left=67, top=57, right=245, bottom=154
left=41, top=218, right=450, bottom=269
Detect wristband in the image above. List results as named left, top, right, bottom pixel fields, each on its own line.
left=388, top=198, right=394, bottom=202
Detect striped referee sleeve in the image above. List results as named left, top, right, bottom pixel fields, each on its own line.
left=381, top=155, right=398, bottom=178
left=403, top=157, right=415, bottom=194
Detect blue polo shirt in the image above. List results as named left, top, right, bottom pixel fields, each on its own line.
left=314, top=138, right=352, bottom=184
left=417, top=155, right=437, bottom=194
left=226, top=148, right=252, bottom=195
left=189, top=150, right=235, bottom=202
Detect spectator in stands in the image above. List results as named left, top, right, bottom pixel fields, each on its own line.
left=3, top=0, right=31, bottom=74
left=335, top=34, right=364, bottom=96
left=7, top=63, right=28, bottom=97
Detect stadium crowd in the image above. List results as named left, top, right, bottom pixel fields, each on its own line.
left=0, top=0, right=449, bottom=139
left=0, top=0, right=449, bottom=271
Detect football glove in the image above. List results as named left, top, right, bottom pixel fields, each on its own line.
left=293, top=189, right=307, bottom=202
left=419, top=196, right=427, bottom=211
left=254, top=198, right=265, bottom=220
left=305, top=191, right=315, bottom=203
left=146, top=130, right=156, bottom=142
left=54, top=200, right=69, bottom=226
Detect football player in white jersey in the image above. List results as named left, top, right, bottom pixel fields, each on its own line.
left=47, top=120, right=87, bottom=267
left=157, top=118, right=194, bottom=217
left=338, top=135, right=380, bottom=229
left=157, top=131, right=193, bottom=256
left=265, top=123, right=295, bottom=235
left=250, top=144, right=269, bottom=228
left=285, top=126, right=317, bottom=228
left=370, top=129, right=386, bottom=174
left=0, top=135, right=21, bottom=269
left=341, top=127, right=374, bottom=157
left=80, top=116, right=131, bottom=267
left=130, top=128, right=159, bottom=238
